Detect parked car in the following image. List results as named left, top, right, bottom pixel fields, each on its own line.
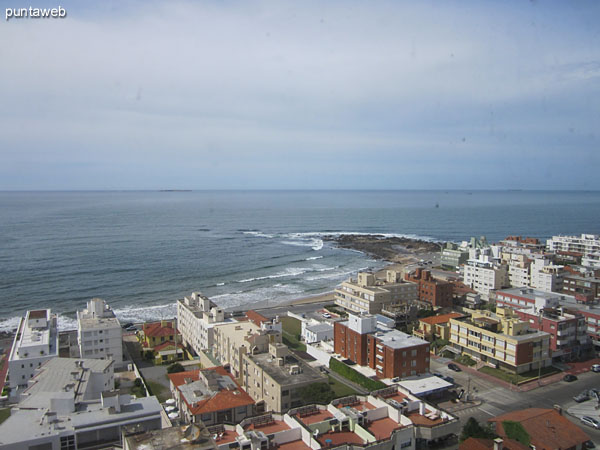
left=574, top=390, right=590, bottom=402
left=585, top=440, right=596, bottom=449
left=448, top=363, right=461, bottom=372
left=581, top=416, right=600, bottom=429
left=322, top=313, right=332, bottom=319
left=432, top=372, right=443, bottom=378
left=121, top=322, right=134, bottom=329
left=563, top=374, right=578, bottom=382
left=391, top=377, right=400, bottom=382
left=125, top=326, right=138, bottom=332
left=443, top=375, right=455, bottom=384
left=592, top=364, right=600, bottom=373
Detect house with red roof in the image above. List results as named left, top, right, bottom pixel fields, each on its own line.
left=488, top=408, right=590, bottom=450
left=168, top=366, right=255, bottom=426
left=140, top=319, right=184, bottom=365
left=413, top=313, right=465, bottom=342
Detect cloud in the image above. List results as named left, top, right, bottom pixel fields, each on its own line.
left=0, top=0, right=599, bottom=189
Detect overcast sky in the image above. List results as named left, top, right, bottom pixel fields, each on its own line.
left=1, top=0, right=599, bottom=190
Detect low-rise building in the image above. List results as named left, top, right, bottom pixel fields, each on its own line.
left=77, top=298, right=123, bottom=367
left=0, top=357, right=162, bottom=450
left=7, top=309, right=58, bottom=399
left=241, top=343, right=328, bottom=413
left=449, top=308, right=551, bottom=374
left=413, top=313, right=465, bottom=342
left=441, top=242, right=470, bottom=271
left=177, top=292, right=231, bottom=356
left=334, top=314, right=430, bottom=379
left=168, top=366, right=255, bottom=426
left=405, top=268, right=454, bottom=308
left=335, top=271, right=417, bottom=314
left=489, top=408, right=590, bottom=450
left=301, top=319, right=334, bottom=344
left=123, top=423, right=217, bottom=450
left=563, top=272, right=600, bottom=299
left=213, top=312, right=282, bottom=379
left=140, top=319, right=184, bottom=365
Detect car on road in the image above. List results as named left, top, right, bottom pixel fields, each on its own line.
left=563, top=374, right=578, bottom=382
left=448, top=363, right=461, bottom=372
left=322, top=313, right=332, bottom=319
left=581, top=416, right=600, bottom=429
left=121, top=322, right=134, bottom=329
left=574, top=390, right=590, bottom=402
left=592, top=364, right=600, bottom=373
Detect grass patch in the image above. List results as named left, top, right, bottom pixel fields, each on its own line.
left=502, top=421, right=530, bottom=446
left=456, top=354, right=476, bottom=366
left=329, top=359, right=386, bottom=391
left=328, top=375, right=359, bottom=398
left=0, top=408, right=10, bottom=425
left=479, top=366, right=559, bottom=385
left=281, top=317, right=306, bottom=351
left=146, top=380, right=170, bottom=402
left=281, top=317, right=302, bottom=336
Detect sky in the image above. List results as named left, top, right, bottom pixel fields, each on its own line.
left=0, top=0, right=599, bottom=190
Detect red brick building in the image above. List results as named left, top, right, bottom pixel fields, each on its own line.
left=334, top=314, right=430, bottom=379
left=405, top=269, right=453, bottom=308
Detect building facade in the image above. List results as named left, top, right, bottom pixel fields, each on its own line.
left=334, top=271, right=417, bottom=314
left=405, top=268, right=453, bottom=308
left=547, top=234, right=600, bottom=256
left=77, top=298, right=123, bottom=367
left=7, top=309, right=59, bottom=398
left=449, top=308, right=551, bottom=374
left=334, top=314, right=430, bottom=379
left=241, top=343, right=328, bottom=413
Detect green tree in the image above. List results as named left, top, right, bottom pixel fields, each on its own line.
left=167, top=362, right=185, bottom=374
left=460, top=417, right=497, bottom=442
left=299, top=383, right=335, bottom=404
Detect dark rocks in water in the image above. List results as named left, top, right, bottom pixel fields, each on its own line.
left=323, top=234, right=444, bottom=262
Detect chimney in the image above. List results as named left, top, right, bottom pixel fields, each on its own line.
left=493, top=438, right=503, bottom=450
left=418, top=402, right=425, bottom=415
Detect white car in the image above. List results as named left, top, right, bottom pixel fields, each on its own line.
left=322, top=313, right=332, bottom=319
left=591, top=364, right=600, bottom=373
left=581, top=416, right=600, bottom=429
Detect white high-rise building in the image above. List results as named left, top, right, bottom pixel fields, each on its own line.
left=177, top=292, right=230, bottom=356
left=463, top=247, right=509, bottom=300
left=77, top=298, right=123, bottom=367
left=7, top=309, right=58, bottom=399
left=547, top=234, right=600, bottom=256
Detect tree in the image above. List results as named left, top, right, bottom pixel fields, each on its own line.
left=460, top=417, right=497, bottom=442
left=298, top=383, right=335, bottom=404
left=144, top=350, right=155, bottom=361
left=167, top=362, right=185, bottom=374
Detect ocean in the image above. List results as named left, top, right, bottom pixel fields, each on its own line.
left=1, top=190, right=599, bottom=331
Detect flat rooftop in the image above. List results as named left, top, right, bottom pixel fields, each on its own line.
left=278, top=440, right=311, bottom=450
left=367, top=417, right=403, bottom=440
left=214, top=430, right=238, bottom=445
left=398, top=376, right=453, bottom=396
left=405, top=408, right=446, bottom=427
left=249, top=353, right=326, bottom=385
left=317, top=430, right=365, bottom=447
left=297, top=409, right=333, bottom=425
left=375, top=326, right=428, bottom=350
left=245, top=419, right=290, bottom=435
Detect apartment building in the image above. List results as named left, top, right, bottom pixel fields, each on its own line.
left=582, top=252, right=600, bottom=269
left=207, top=385, right=458, bottom=450
left=77, top=298, right=123, bottom=367
left=334, top=314, right=430, bottom=379
left=7, top=309, right=58, bottom=398
left=529, top=257, right=564, bottom=292
left=177, top=292, right=231, bottom=356
left=547, top=234, right=600, bottom=256
left=441, top=242, right=470, bottom=271
left=241, top=343, right=328, bottom=413
left=463, top=247, right=509, bottom=300
left=449, top=308, right=551, bottom=374
left=335, top=271, right=417, bottom=314
left=405, top=268, right=453, bottom=308
left=0, top=358, right=162, bottom=450
left=563, top=272, right=600, bottom=299
left=213, top=312, right=282, bottom=379
left=168, top=366, right=254, bottom=426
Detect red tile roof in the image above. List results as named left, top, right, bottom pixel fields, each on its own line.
left=153, top=341, right=184, bottom=352
left=419, top=313, right=464, bottom=326
left=142, top=321, right=178, bottom=338
left=246, top=310, right=269, bottom=327
left=460, top=437, right=529, bottom=450
left=168, top=366, right=254, bottom=416
left=489, top=408, right=590, bottom=450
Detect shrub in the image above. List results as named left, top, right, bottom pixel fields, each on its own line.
left=329, top=359, right=386, bottom=391
left=134, top=378, right=143, bottom=388
left=167, top=362, right=185, bottom=374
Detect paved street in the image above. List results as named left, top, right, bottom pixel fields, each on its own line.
left=431, top=358, right=600, bottom=444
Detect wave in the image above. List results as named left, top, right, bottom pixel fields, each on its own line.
left=242, top=231, right=275, bottom=239
left=306, top=256, right=323, bottom=261
left=281, top=239, right=323, bottom=251
left=216, top=282, right=225, bottom=286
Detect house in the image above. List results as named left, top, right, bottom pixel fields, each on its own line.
left=168, top=366, right=254, bottom=426
left=413, top=313, right=465, bottom=342
left=460, top=437, right=529, bottom=450
left=488, top=408, right=590, bottom=450
left=140, top=320, right=184, bottom=364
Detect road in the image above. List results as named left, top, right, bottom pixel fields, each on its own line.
left=254, top=301, right=332, bottom=320
left=431, top=358, right=600, bottom=444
